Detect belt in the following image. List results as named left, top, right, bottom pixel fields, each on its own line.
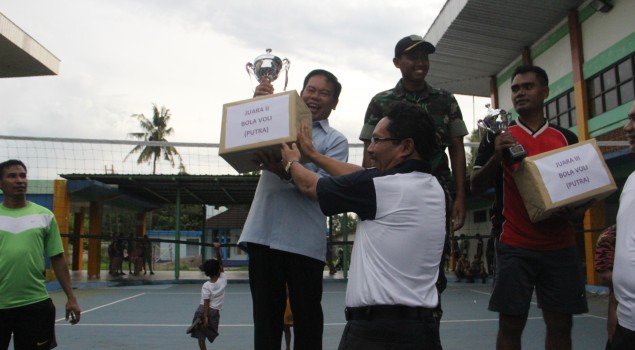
left=344, top=305, right=436, bottom=321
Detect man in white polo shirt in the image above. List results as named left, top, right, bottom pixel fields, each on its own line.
left=281, top=101, right=446, bottom=349
left=611, top=102, right=635, bottom=350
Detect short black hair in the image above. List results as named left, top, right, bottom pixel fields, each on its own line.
left=200, top=258, right=221, bottom=277
left=511, top=65, right=549, bottom=86
left=0, top=159, right=27, bottom=178
left=382, top=101, right=439, bottom=161
left=302, top=69, right=342, bottom=101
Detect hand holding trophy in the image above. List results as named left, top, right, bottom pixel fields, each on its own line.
left=246, top=48, right=290, bottom=93
left=477, top=104, right=527, bottom=163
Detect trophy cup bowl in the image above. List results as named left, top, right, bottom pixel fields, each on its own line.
left=477, top=104, right=527, bottom=163
left=246, top=48, right=290, bottom=91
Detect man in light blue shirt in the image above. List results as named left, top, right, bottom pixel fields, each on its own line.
left=238, top=69, right=348, bottom=350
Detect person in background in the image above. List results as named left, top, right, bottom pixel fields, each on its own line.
left=594, top=224, right=617, bottom=350
left=142, top=234, right=155, bottom=275
left=0, top=159, right=81, bottom=349
left=486, top=235, right=496, bottom=276
left=325, top=240, right=337, bottom=276
left=475, top=233, right=484, bottom=259
left=454, top=253, right=470, bottom=282
left=283, top=285, right=294, bottom=350
left=187, top=243, right=226, bottom=350
left=451, top=236, right=460, bottom=271
left=610, top=102, right=635, bottom=350
left=467, top=255, right=488, bottom=284
left=459, top=233, right=469, bottom=256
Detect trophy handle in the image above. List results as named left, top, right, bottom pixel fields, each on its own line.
left=281, top=58, right=290, bottom=91
left=246, top=62, right=259, bottom=92
left=246, top=62, right=254, bottom=76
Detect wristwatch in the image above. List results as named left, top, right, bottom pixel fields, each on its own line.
left=284, top=160, right=300, bottom=173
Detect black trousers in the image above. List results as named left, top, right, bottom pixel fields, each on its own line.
left=612, top=322, right=635, bottom=350
left=247, top=243, right=325, bottom=350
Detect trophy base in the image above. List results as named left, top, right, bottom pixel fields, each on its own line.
left=505, top=144, right=527, bottom=164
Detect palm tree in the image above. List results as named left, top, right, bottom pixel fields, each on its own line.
left=125, top=104, right=185, bottom=174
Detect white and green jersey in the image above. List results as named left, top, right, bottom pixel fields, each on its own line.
left=0, top=202, right=63, bottom=309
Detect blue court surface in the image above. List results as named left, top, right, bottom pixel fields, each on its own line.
left=24, top=272, right=610, bottom=349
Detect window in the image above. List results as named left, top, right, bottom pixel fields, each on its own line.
left=587, top=53, right=635, bottom=117
left=545, top=89, right=576, bottom=128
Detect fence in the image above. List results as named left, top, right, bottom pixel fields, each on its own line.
left=0, top=135, right=366, bottom=178
left=2, top=135, right=631, bottom=276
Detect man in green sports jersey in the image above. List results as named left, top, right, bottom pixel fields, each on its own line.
left=0, top=159, right=81, bottom=349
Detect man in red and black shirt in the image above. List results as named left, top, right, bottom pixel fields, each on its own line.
left=471, top=65, right=589, bottom=350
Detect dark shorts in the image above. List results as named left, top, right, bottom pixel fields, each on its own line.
left=0, top=298, right=58, bottom=349
left=190, top=305, right=220, bottom=343
left=489, top=243, right=588, bottom=315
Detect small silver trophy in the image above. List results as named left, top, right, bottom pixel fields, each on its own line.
left=246, top=48, right=290, bottom=91
left=477, top=104, right=527, bottom=163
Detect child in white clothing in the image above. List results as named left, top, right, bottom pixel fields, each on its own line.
left=187, top=243, right=226, bottom=350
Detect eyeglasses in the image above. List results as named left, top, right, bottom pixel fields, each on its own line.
left=370, top=136, right=402, bottom=145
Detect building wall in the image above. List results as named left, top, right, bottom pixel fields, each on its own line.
left=469, top=2, right=635, bottom=240
left=496, top=1, right=635, bottom=119
left=533, top=33, right=573, bottom=93
left=582, top=0, right=635, bottom=62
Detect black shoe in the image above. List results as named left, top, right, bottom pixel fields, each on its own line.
left=186, top=318, right=202, bottom=334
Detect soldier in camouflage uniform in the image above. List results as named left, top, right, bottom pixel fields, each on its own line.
left=359, top=36, right=469, bottom=332
left=359, top=35, right=468, bottom=231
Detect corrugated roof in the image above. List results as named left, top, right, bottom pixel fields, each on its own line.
left=423, top=0, right=587, bottom=96
left=61, top=174, right=260, bottom=208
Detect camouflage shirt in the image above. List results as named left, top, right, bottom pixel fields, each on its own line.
left=359, top=79, right=468, bottom=193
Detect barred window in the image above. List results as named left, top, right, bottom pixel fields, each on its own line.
left=588, top=53, right=635, bottom=117
left=545, top=89, right=576, bottom=128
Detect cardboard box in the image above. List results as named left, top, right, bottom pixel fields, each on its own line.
left=219, top=90, right=312, bottom=173
left=513, top=139, right=617, bottom=222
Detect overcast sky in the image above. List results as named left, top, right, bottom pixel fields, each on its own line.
left=1, top=0, right=489, bottom=144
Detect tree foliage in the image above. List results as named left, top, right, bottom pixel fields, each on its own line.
left=149, top=204, right=206, bottom=231
left=329, top=213, right=357, bottom=238
left=125, top=104, right=185, bottom=174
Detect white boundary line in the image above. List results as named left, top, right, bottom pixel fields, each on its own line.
left=55, top=293, right=146, bottom=323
